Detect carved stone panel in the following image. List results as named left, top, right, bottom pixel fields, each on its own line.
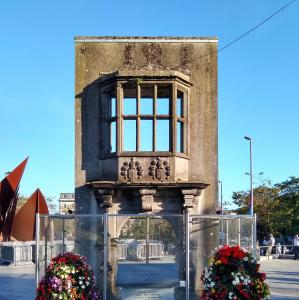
left=149, top=158, right=171, bottom=182
left=142, top=43, right=163, bottom=68
left=123, top=43, right=135, bottom=68
left=120, top=158, right=143, bottom=182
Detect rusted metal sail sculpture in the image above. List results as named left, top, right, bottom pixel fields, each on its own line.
left=0, top=157, right=28, bottom=241
left=11, top=188, right=49, bottom=241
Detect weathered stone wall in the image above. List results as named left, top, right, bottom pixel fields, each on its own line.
left=75, top=36, right=218, bottom=214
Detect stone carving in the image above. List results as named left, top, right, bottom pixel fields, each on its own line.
left=149, top=158, right=171, bottom=181
left=120, top=158, right=143, bottom=181
left=80, top=43, right=86, bottom=54
left=142, top=43, right=162, bottom=68
left=123, top=44, right=135, bottom=68
left=93, top=190, right=114, bottom=212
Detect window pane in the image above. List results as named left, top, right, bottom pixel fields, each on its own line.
left=156, top=120, right=169, bottom=151
left=157, top=87, right=170, bottom=115
left=140, top=120, right=153, bottom=151
left=123, top=87, right=137, bottom=115
left=176, top=121, right=184, bottom=153
left=141, top=98, right=153, bottom=115
left=111, top=97, right=116, bottom=117
left=177, top=91, right=184, bottom=117
left=123, top=98, right=136, bottom=115
left=123, top=120, right=136, bottom=151
left=141, top=87, right=154, bottom=115
left=110, top=121, right=116, bottom=153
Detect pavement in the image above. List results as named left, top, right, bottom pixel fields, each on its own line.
left=0, top=259, right=298, bottom=299
left=0, top=264, right=35, bottom=300
left=260, top=259, right=299, bottom=300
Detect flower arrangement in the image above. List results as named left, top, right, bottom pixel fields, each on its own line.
left=36, top=252, right=101, bottom=300
left=201, top=245, right=270, bottom=300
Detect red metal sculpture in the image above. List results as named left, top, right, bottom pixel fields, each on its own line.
left=0, top=158, right=49, bottom=241
left=11, top=188, right=49, bottom=241
left=0, top=158, right=28, bottom=241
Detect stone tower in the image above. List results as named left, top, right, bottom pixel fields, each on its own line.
left=75, top=36, right=218, bottom=298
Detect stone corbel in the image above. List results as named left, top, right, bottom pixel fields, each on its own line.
left=93, top=189, right=114, bottom=212
left=138, top=189, right=156, bottom=213
left=181, top=188, right=201, bottom=213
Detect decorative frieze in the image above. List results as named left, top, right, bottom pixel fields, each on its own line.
left=120, top=157, right=172, bottom=182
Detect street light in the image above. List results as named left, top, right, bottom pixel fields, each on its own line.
left=244, top=136, right=253, bottom=215
left=218, top=180, right=223, bottom=214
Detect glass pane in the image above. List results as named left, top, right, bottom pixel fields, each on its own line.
left=111, top=97, right=116, bottom=117
left=110, top=121, right=116, bottom=153
left=123, top=120, right=136, bottom=151
left=156, top=120, right=169, bottom=151
left=123, top=98, right=136, bottom=115
left=141, top=87, right=154, bottom=115
left=140, top=120, right=153, bottom=151
left=177, top=91, right=183, bottom=117
left=123, top=87, right=137, bottom=115
left=157, top=87, right=170, bottom=115
left=176, top=121, right=183, bottom=153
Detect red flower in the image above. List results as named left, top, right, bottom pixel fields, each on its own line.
left=220, top=256, right=228, bottom=264
left=258, top=272, right=266, bottom=281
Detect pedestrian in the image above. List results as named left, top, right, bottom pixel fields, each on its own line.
left=293, top=234, right=299, bottom=260
left=266, top=234, right=275, bottom=256
left=261, top=236, right=268, bottom=256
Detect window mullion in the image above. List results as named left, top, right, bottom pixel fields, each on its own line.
left=116, top=83, right=122, bottom=154
left=137, top=85, right=140, bottom=152
left=172, top=82, right=177, bottom=154
left=153, top=85, right=157, bottom=151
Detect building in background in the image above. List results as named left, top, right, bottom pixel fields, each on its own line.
left=59, top=193, right=75, bottom=214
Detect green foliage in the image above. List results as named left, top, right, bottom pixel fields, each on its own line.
left=16, top=194, right=57, bottom=213
left=46, top=196, right=58, bottom=214
left=16, top=194, right=27, bottom=210
left=120, top=217, right=176, bottom=245
left=232, top=177, right=299, bottom=239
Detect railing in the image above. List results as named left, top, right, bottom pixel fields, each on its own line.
left=258, top=244, right=294, bottom=260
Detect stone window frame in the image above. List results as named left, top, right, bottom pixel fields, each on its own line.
left=121, top=83, right=172, bottom=152
left=100, top=73, right=191, bottom=159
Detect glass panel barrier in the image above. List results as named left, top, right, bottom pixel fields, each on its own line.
left=37, top=213, right=255, bottom=300
left=189, top=215, right=255, bottom=299
left=109, top=214, right=186, bottom=300
left=37, top=215, right=104, bottom=296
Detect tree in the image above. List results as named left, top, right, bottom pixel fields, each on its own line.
left=275, top=177, right=299, bottom=236
left=16, top=194, right=28, bottom=210
left=46, top=196, right=58, bottom=214
left=232, top=182, right=280, bottom=239
left=16, top=194, right=57, bottom=213
left=232, top=177, right=299, bottom=241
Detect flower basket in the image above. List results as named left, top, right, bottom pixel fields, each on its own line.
left=36, top=252, right=101, bottom=300
left=201, top=245, right=270, bottom=300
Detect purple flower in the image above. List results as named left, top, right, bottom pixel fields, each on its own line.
left=49, top=276, right=62, bottom=292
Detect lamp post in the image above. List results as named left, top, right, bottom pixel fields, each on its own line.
left=218, top=180, right=223, bottom=214
left=244, top=136, right=253, bottom=215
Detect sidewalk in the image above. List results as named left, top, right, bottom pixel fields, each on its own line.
left=260, top=259, right=299, bottom=299
left=0, top=260, right=298, bottom=299
left=0, top=265, right=35, bottom=300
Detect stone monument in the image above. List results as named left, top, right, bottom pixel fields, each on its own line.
left=75, top=36, right=218, bottom=298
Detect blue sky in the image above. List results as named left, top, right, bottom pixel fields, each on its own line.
left=0, top=0, right=298, bottom=208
